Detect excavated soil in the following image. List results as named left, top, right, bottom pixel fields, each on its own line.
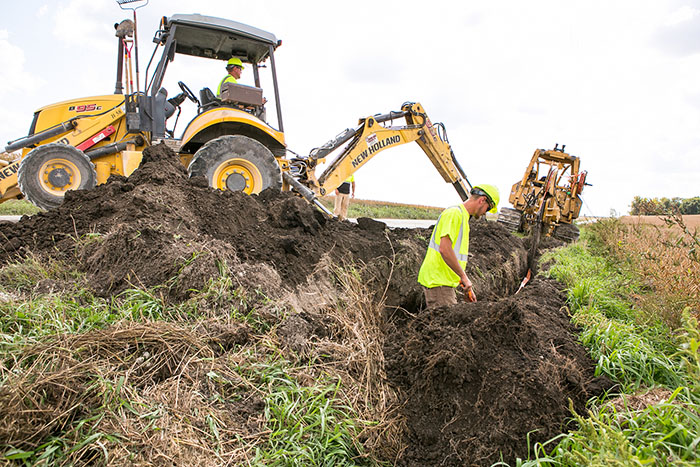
left=0, top=143, right=613, bottom=465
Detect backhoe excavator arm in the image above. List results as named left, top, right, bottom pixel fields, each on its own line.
left=300, top=102, right=472, bottom=203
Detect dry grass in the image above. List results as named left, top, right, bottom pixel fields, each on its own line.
left=0, top=250, right=405, bottom=465
left=619, top=214, right=700, bottom=229
left=0, top=321, right=268, bottom=465
left=275, top=253, right=404, bottom=461
left=590, top=215, right=700, bottom=327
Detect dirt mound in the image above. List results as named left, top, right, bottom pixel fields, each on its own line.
left=385, top=278, right=613, bottom=465
left=0, top=143, right=404, bottom=300
left=0, top=143, right=612, bottom=464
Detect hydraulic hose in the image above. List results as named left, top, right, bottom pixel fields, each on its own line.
left=5, top=120, right=77, bottom=152
left=282, top=172, right=334, bottom=217
left=85, top=136, right=144, bottom=159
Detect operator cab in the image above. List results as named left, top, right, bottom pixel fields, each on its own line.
left=146, top=13, right=283, bottom=137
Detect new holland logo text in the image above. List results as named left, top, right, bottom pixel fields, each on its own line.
left=352, top=135, right=401, bottom=168
left=0, top=161, right=19, bottom=180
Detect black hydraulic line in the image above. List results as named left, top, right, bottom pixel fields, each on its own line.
left=84, top=137, right=143, bottom=159
left=308, top=126, right=360, bottom=161
left=5, top=120, right=77, bottom=152
left=373, top=110, right=408, bottom=124
left=282, top=172, right=333, bottom=217
left=451, top=152, right=471, bottom=190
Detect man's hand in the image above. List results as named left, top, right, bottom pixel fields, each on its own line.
left=459, top=275, right=477, bottom=302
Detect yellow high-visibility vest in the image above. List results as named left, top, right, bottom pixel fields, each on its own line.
left=417, top=204, right=470, bottom=288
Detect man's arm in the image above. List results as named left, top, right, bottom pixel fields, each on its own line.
left=351, top=181, right=356, bottom=198
left=438, top=235, right=475, bottom=299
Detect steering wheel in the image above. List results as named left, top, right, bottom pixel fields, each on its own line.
left=178, top=81, right=199, bottom=105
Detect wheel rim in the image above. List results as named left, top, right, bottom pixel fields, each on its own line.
left=211, top=158, right=263, bottom=194
left=38, top=158, right=83, bottom=196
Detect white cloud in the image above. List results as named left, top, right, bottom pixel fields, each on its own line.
left=0, top=30, right=45, bottom=142
left=53, top=0, right=115, bottom=51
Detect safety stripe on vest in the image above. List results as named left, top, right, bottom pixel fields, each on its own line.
left=428, top=207, right=469, bottom=262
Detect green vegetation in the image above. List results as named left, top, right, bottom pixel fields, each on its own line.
left=0, top=253, right=386, bottom=465
left=319, top=196, right=442, bottom=219
left=0, top=200, right=41, bottom=216
left=630, top=195, right=700, bottom=215
left=512, top=218, right=700, bottom=466
left=2, top=203, right=699, bottom=465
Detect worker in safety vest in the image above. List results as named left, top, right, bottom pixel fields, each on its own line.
left=417, top=184, right=499, bottom=308
left=334, top=175, right=355, bottom=221
left=217, top=57, right=244, bottom=98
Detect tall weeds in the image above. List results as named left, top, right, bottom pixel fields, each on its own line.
left=585, top=215, right=700, bottom=328
left=521, top=218, right=700, bottom=466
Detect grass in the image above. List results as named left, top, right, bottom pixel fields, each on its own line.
left=1, top=197, right=442, bottom=220
left=245, top=359, right=366, bottom=466
left=0, top=250, right=391, bottom=465
left=319, top=196, right=442, bottom=219
left=510, top=217, right=700, bottom=466
left=0, top=200, right=41, bottom=217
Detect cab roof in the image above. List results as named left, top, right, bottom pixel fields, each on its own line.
left=165, top=14, right=280, bottom=64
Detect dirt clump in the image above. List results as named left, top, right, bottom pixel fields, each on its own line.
left=0, top=143, right=612, bottom=465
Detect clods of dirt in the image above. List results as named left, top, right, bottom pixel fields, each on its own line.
left=0, top=143, right=613, bottom=465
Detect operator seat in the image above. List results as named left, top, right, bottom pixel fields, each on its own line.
left=199, top=87, right=221, bottom=112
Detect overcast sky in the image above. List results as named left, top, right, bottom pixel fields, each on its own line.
left=1, top=0, right=699, bottom=216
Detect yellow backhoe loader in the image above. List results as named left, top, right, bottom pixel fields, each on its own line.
left=1, top=11, right=472, bottom=213
left=1, top=13, right=287, bottom=210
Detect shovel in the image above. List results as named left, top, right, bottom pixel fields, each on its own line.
left=515, top=269, right=532, bottom=294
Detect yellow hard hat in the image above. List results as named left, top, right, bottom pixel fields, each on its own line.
left=226, top=57, right=244, bottom=69
left=472, top=184, right=500, bottom=213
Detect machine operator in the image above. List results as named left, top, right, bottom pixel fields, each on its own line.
left=217, top=58, right=244, bottom=98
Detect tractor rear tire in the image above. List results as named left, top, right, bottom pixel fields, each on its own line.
left=17, top=143, right=97, bottom=210
left=553, top=223, right=580, bottom=242
left=497, top=207, right=522, bottom=233
left=188, top=135, right=282, bottom=194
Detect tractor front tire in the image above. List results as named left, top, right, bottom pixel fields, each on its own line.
left=188, top=135, right=282, bottom=194
left=17, top=143, right=97, bottom=210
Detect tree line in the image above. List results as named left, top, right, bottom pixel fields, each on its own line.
left=630, top=196, right=700, bottom=215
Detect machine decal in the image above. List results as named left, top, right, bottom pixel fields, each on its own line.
left=77, top=126, right=117, bottom=151
left=69, top=104, right=103, bottom=113
left=351, top=135, right=401, bottom=168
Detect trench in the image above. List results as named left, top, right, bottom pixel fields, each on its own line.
left=0, top=143, right=613, bottom=466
